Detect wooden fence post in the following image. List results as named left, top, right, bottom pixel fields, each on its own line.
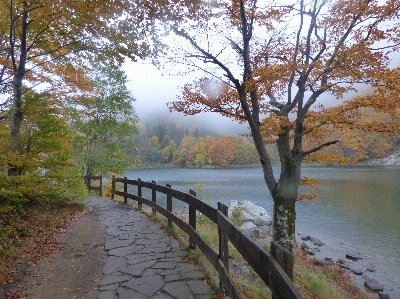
left=99, top=174, right=103, bottom=197
left=123, top=177, right=127, bottom=204
left=270, top=241, right=294, bottom=281
left=152, top=180, right=156, bottom=217
left=138, top=178, right=142, bottom=210
left=218, top=202, right=229, bottom=279
left=111, top=175, right=115, bottom=199
left=189, top=189, right=197, bottom=249
left=166, top=184, right=172, bottom=227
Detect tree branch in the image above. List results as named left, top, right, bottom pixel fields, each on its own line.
left=302, top=140, right=339, bottom=157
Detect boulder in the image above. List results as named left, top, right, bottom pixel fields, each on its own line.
left=239, top=222, right=258, bottom=237
left=351, top=268, right=363, bottom=275
left=346, top=253, right=362, bottom=261
left=378, top=292, right=390, bottom=299
left=300, top=242, right=309, bottom=250
left=310, top=237, right=325, bottom=246
left=305, top=248, right=315, bottom=255
left=364, top=275, right=383, bottom=292
left=227, top=200, right=272, bottom=226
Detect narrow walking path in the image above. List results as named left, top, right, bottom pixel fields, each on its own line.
left=87, top=196, right=215, bottom=299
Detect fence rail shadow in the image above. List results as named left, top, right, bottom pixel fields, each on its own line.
left=110, top=176, right=304, bottom=299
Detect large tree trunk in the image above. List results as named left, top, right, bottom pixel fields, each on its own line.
left=8, top=72, right=24, bottom=176
left=8, top=2, right=28, bottom=176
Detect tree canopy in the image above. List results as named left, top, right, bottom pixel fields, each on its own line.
left=149, top=0, right=400, bottom=275
left=69, top=64, right=138, bottom=176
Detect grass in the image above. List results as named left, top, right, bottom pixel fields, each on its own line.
left=132, top=200, right=372, bottom=299
left=0, top=199, right=87, bottom=285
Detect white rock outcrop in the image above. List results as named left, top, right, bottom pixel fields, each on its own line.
left=227, top=200, right=272, bottom=237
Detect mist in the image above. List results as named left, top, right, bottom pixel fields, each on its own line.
left=123, top=61, right=250, bottom=136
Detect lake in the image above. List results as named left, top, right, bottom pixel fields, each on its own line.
left=125, top=166, right=400, bottom=298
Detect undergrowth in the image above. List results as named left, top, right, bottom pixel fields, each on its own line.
left=133, top=200, right=372, bottom=299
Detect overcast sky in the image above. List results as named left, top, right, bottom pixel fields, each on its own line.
left=122, top=60, right=250, bottom=135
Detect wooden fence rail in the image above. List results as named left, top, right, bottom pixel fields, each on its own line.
left=84, top=175, right=102, bottom=196
left=111, top=176, right=304, bottom=299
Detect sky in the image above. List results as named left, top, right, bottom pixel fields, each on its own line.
left=122, top=60, right=250, bottom=135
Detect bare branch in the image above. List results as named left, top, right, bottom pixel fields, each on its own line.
left=302, top=140, right=339, bottom=157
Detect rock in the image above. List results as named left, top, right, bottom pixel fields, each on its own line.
left=364, top=275, right=383, bottom=292
left=239, top=222, right=258, bottom=237
left=310, top=237, right=325, bottom=246
left=325, top=257, right=333, bottom=263
left=367, top=265, right=376, bottom=272
left=241, top=266, right=250, bottom=274
left=378, top=292, right=390, bottom=299
left=305, top=248, right=315, bottom=255
left=227, top=200, right=272, bottom=226
left=300, top=242, right=309, bottom=250
left=340, top=262, right=351, bottom=270
left=241, top=210, right=255, bottom=222
left=253, top=229, right=260, bottom=238
left=346, top=253, right=362, bottom=261
left=351, top=268, right=363, bottom=275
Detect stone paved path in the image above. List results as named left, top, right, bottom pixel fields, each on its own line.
left=86, top=196, right=215, bottom=299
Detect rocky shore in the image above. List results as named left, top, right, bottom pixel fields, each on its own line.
left=367, top=149, right=400, bottom=166
left=226, top=200, right=394, bottom=299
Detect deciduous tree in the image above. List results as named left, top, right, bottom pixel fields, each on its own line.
left=0, top=0, right=148, bottom=175
left=70, top=64, right=138, bottom=176
left=160, top=0, right=400, bottom=276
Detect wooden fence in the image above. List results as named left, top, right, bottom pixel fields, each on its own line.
left=84, top=175, right=103, bottom=196
left=111, top=176, right=304, bottom=299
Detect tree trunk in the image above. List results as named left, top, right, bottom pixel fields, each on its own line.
left=8, top=1, right=28, bottom=176
left=272, top=194, right=296, bottom=252
left=8, top=69, right=24, bottom=176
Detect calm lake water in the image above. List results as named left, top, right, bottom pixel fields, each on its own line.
left=125, top=166, right=400, bottom=298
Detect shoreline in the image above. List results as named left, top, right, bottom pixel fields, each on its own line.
left=225, top=200, right=393, bottom=299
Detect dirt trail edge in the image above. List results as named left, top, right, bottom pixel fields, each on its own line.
left=1, top=197, right=107, bottom=299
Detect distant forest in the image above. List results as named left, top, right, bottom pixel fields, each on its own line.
left=134, top=112, right=400, bottom=167
left=133, top=118, right=279, bottom=167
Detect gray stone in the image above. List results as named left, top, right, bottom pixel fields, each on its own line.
left=141, top=268, right=162, bottom=277
left=364, top=276, right=383, bottom=292
left=123, top=275, right=163, bottom=296
left=310, top=237, right=325, bottom=246
left=104, top=238, right=133, bottom=250
left=351, top=268, right=363, bottom=275
left=165, top=250, right=186, bottom=258
left=153, top=261, right=177, bottom=269
left=99, top=274, right=131, bottom=286
left=305, top=248, right=315, bottom=255
left=127, top=252, right=165, bottom=264
left=163, top=281, right=195, bottom=299
left=108, top=244, right=144, bottom=257
left=121, top=259, right=157, bottom=276
left=97, top=290, right=117, bottom=299
left=187, top=280, right=213, bottom=295
left=118, top=289, right=147, bottom=299
left=300, top=242, right=309, bottom=250
left=241, top=266, right=250, bottom=274
left=148, top=292, right=175, bottom=299
left=137, top=245, right=171, bottom=254
left=164, top=273, right=183, bottom=282
left=103, top=256, right=127, bottom=275
left=340, top=262, right=351, bottom=270
left=346, top=253, right=362, bottom=261
left=98, top=283, right=119, bottom=291
left=179, top=270, right=204, bottom=280
left=176, top=262, right=198, bottom=274
left=378, top=292, right=390, bottom=299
